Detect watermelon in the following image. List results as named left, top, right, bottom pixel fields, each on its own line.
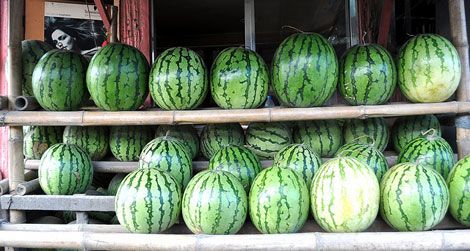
left=273, top=143, right=322, bottom=187
left=63, top=126, right=109, bottom=160
left=38, top=143, right=93, bottom=195
left=155, top=125, right=199, bottom=159
left=246, top=122, right=292, bottom=160
left=249, top=166, right=309, bottom=234
left=182, top=170, right=247, bottom=234
left=343, top=118, right=389, bottom=152
left=210, top=47, right=269, bottom=109
left=208, top=145, right=261, bottom=192
left=115, top=168, right=181, bottom=233
left=86, top=43, right=149, bottom=111
left=138, top=136, right=192, bottom=188
left=149, top=47, right=208, bottom=110
left=23, top=126, right=63, bottom=159
left=271, top=33, right=338, bottom=107
left=311, top=157, right=380, bottom=232
left=21, top=40, right=53, bottom=96
left=380, top=162, right=449, bottom=231
left=397, top=34, right=461, bottom=103
left=109, top=126, right=153, bottom=161
left=293, top=120, right=342, bottom=158
left=200, top=123, right=245, bottom=159
left=391, top=115, right=441, bottom=153
left=335, top=143, right=388, bottom=181
left=338, top=44, right=397, bottom=105
left=447, top=156, right=470, bottom=226
left=32, top=50, right=88, bottom=111
left=397, top=131, right=454, bottom=179
left=107, top=173, right=126, bottom=196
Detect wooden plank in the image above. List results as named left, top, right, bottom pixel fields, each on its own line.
left=0, top=195, right=115, bottom=212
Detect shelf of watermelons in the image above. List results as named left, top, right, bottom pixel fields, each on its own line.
left=1, top=101, right=470, bottom=126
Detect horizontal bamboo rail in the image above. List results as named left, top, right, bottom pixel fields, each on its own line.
left=16, top=178, right=39, bottom=196
left=0, top=195, right=115, bottom=211
left=0, top=171, right=37, bottom=195
left=1, top=102, right=469, bottom=126
left=14, top=96, right=39, bottom=111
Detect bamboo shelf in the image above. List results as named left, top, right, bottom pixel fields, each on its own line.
left=1, top=101, right=470, bottom=126
left=0, top=194, right=114, bottom=211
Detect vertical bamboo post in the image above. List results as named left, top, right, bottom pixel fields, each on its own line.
left=7, top=0, right=26, bottom=226
left=449, top=0, right=470, bottom=158
left=110, top=6, right=118, bottom=43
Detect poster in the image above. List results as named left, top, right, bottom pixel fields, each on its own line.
left=44, top=2, right=107, bottom=58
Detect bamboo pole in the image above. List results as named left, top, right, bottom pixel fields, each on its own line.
left=7, top=0, right=25, bottom=226
left=1, top=102, right=469, bottom=126
left=110, top=6, right=118, bottom=43
left=13, top=96, right=39, bottom=111
left=0, top=170, right=37, bottom=195
left=0, top=96, right=8, bottom=110
left=15, top=178, right=39, bottom=196
left=449, top=0, right=470, bottom=158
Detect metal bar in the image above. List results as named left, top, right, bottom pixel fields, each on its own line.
left=244, top=0, right=256, bottom=51
left=347, top=0, right=359, bottom=46
left=0, top=195, right=115, bottom=212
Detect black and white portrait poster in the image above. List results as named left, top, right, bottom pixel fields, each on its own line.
left=44, top=2, right=107, bottom=58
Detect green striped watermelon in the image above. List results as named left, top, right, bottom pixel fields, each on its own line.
left=447, top=156, right=470, bottom=226
left=115, top=168, right=181, bottom=233
left=271, top=33, right=338, bottom=107
left=391, top=115, right=441, bottom=153
left=38, top=143, right=93, bottom=195
left=23, top=126, right=63, bottom=159
left=397, top=34, right=461, bottom=103
left=182, top=170, right=247, bottom=234
left=249, top=166, right=309, bottom=234
left=311, top=157, right=380, bottom=232
left=210, top=47, right=269, bottom=109
left=200, top=123, right=245, bottom=159
left=138, top=136, right=192, bottom=188
left=109, top=126, right=153, bottom=161
left=273, top=143, right=322, bottom=187
left=343, top=118, right=389, bottom=152
left=22, top=40, right=53, bottom=96
left=63, top=126, right=109, bottom=160
left=155, top=125, right=199, bottom=159
left=149, top=47, right=208, bottom=110
left=86, top=43, right=149, bottom=111
left=335, top=143, right=388, bottom=181
left=32, top=50, right=88, bottom=111
left=293, top=120, right=342, bottom=158
left=380, top=162, right=449, bottom=231
left=208, top=145, right=261, bottom=192
left=339, top=44, right=397, bottom=105
left=246, top=122, right=292, bottom=160
left=397, top=131, right=454, bottom=179
left=107, top=173, right=126, bottom=196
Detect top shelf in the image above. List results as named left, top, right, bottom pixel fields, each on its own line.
left=1, top=101, right=469, bottom=126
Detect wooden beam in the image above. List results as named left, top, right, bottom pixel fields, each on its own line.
left=377, top=0, right=394, bottom=47
left=94, top=0, right=111, bottom=31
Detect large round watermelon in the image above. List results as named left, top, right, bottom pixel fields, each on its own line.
left=246, top=122, right=292, bottom=160
left=391, top=115, right=441, bottom=153
left=249, top=166, right=309, bottom=234
left=107, top=173, right=126, bottom=196
left=109, top=126, right=153, bottom=161
left=343, top=118, right=389, bottom=152
left=335, top=142, right=388, bottom=181
left=22, top=40, right=53, bottom=96
left=447, top=156, right=470, bottom=226
left=208, top=145, right=261, bottom=192
left=86, top=43, right=149, bottom=111
left=63, top=126, right=109, bottom=160
left=273, top=143, right=322, bottom=187
left=155, top=125, right=199, bottom=159
left=380, top=162, right=449, bottom=231
left=200, top=123, right=245, bottom=159
left=271, top=33, right=338, bottom=107
left=149, top=47, right=208, bottom=110
left=115, top=168, right=181, bottom=233
left=311, top=157, right=380, bottom=232
left=32, top=50, right=88, bottom=111
left=38, top=143, right=93, bottom=195
left=339, top=44, right=397, bottom=105
left=182, top=170, right=247, bottom=234
left=138, top=136, right=192, bottom=188
left=210, top=47, right=269, bottom=109
left=293, top=120, right=342, bottom=157
left=397, top=131, right=454, bottom=179
left=397, top=34, right=461, bottom=103
left=23, top=126, right=63, bottom=159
